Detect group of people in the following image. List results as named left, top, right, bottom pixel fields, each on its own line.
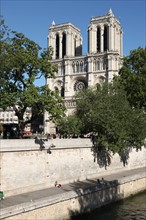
left=54, top=181, right=62, bottom=188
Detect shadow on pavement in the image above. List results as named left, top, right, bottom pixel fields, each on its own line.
left=67, top=178, right=122, bottom=219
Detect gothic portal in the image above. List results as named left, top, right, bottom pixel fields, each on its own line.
left=44, top=9, right=123, bottom=134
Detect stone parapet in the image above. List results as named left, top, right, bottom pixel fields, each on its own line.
left=0, top=139, right=146, bottom=198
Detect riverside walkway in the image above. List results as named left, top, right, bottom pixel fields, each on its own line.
left=0, top=167, right=146, bottom=219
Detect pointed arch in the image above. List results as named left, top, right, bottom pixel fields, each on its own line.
left=76, top=61, right=79, bottom=72
left=56, top=33, right=59, bottom=59
left=61, top=86, right=65, bottom=98
left=72, top=62, right=75, bottom=73
left=104, top=25, right=109, bottom=51
left=97, top=27, right=101, bottom=52
left=62, top=32, right=66, bottom=58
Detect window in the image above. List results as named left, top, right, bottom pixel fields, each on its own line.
left=61, top=87, right=65, bottom=98
left=80, top=62, right=84, bottom=72
left=72, top=62, right=75, bottom=73
left=62, top=33, right=66, bottom=58
left=76, top=62, right=79, bottom=72
left=56, top=34, right=59, bottom=59
left=97, top=27, right=101, bottom=52
left=84, top=61, right=88, bottom=72
left=74, top=80, right=87, bottom=91
left=103, top=59, right=107, bottom=70
left=104, top=26, right=108, bottom=51
left=93, top=59, right=100, bottom=71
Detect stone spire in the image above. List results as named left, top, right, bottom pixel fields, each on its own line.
left=51, top=20, right=55, bottom=26
left=107, top=8, right=114, bottom=16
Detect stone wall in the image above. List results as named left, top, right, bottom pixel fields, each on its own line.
left=1, top=173, right=146, bottom=220
left=0, top=139, right=146, bottom=197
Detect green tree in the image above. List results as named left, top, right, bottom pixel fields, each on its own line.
left=119, top=47, right=146, bottom=109
left=75, top=81, right=146, bottom=153
left=56, top=81, right=146, bottom=167
left=57, top=114, right=81, bottom=137
left=0, top=19, right=66, bottom=137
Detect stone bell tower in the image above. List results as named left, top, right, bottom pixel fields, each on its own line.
left=46, top=22, right=83, bottom=99
left=88, top=9, right=122, bottom=55
left=48, top=21, right=82, bottom=59
left=87, top=8, right=123, bottom=82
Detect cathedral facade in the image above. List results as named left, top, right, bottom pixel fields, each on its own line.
left=44, top=9, right=123, bottom=134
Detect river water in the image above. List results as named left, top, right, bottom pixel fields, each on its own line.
left=70, top=190, right=146, bottom=220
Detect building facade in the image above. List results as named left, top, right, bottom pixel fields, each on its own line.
left=0, top=107, right=32, bottom=138
left=46, top=9, right=123, bottom=134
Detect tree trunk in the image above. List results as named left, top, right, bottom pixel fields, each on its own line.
left=18, top=119, right=25, bottom=138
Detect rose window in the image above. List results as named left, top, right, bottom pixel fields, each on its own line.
left=74, top=80, right=87, bottom=91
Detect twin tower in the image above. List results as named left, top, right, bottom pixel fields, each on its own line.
left=45, top=9, right=123, bottom=133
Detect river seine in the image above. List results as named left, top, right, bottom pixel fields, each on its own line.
left=70, top=190, right=146, bottom=220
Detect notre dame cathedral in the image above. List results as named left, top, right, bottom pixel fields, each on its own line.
left=44, top=9, right=123, bottom=134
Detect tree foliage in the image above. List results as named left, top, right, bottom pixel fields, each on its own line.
left=57, top=114, right=81, bottom=136
left=0, top=19, right=66, bottom=136
left=76, top=82, right=146, bottom=153
left=58, top=81, right=146, bottom=153
left=119, top=47, right=146, bottom=109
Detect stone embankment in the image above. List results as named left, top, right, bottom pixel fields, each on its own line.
left=0, top=167, right=146, bottom=220
left=0, top=139, right=146, bottom=219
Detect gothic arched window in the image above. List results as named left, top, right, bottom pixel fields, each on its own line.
left=104, top=26, right=109, bottom=51
left=72, top=62, right=75, bottom=73
left=97, top=61, right=100, bottom=70
left=80, top=61, right=84, bottom=72
left=93, top=59, right=96, bottom=71
left=62, top=32, right=66, bottom=58
left=97, top=27, right=101, bottom=52
left=103, top=59, right=107, bottom=70
left=61, top=87, right=65, bottom=98
left=76, top=62, right=79, bottom=72
left=93, top=59, right=100, bottom=71
left=56, top=34, right=59, bottom=59
left=84, top=61, right=88, bottom=72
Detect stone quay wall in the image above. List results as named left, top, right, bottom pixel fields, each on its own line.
left=1, top=173, right=146, bottom=220
left=0, top=139, right=146, bottom=197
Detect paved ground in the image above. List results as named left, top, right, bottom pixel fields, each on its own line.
left=0, top=167, right=145, bottom=211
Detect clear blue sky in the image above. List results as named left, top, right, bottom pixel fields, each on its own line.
left=1, top=0, right=146, bottom=85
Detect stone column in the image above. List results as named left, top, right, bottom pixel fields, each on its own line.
left=88, top=58, right=93, bottom=86
left=66, top=31, right=71, bottom=57
left=88, top=27, right=93, bottom=54
left=44, top=111, right=49, bottom=134
left=100, top=26, right=104, bottom=52
left=113, top=24, right=116, bottom=51
left=47, top=34, right=51, bottom=48
left=48, top=33, right=55, bottom=59
left=109, top=24, right=112, bottom=51
left=93, top=26, right=97, bottom=53
left=72, top=34, right=75, bottom=57
left=51, top=33, right=56, bottom=59
left=64, top=60, right=70, bottom=97
left=120, top=29, right=123, bottom=56
left=70, top=32, right=74, bottom=56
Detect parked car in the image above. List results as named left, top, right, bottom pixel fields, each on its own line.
left=23, top=130, right=32, bottom=136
